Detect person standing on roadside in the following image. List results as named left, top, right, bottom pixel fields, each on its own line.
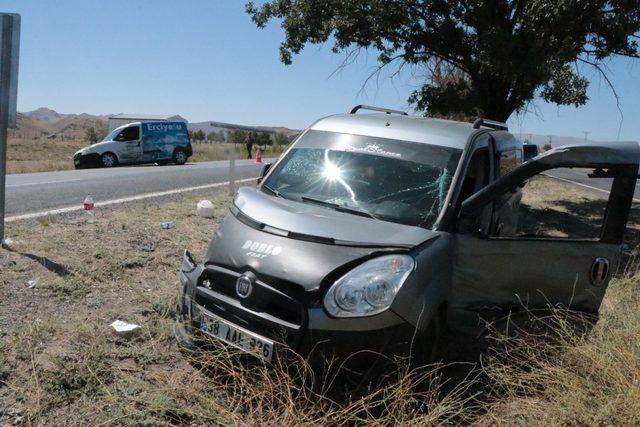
left=246, top=132, right=255, bottom=159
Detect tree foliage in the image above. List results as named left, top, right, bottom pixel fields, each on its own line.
left=273, top=133, right=290, bottom=146
left=192, top=129, right=206, bottom=143
left=247, top=0, right=640, bottom=121
left=207, top=130, right=226, bottom=143
left=228, top=130, right=248, bottom=145
left=258, top=131, right=273, bottom=146
left=85, top=127, right=99, bottom=144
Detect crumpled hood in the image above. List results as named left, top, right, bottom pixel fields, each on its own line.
left=202, top=187, right=440, bottom=291
left=232, top=187, right=437, bottom=248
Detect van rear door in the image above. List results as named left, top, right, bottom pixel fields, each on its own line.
left=141, top=122, right=189, bottom=161
left=449, top=142, right=639, bottom=331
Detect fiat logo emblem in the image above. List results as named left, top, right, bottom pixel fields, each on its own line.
left=235, top=275, right=253, bottom=299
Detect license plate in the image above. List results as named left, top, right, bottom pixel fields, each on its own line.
left=200, top=312, right=274, bottom=361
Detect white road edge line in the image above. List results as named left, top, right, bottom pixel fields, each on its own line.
left=7, top=178, right=85, bottom=188
left=545, top=174, right=640, bottom=203
left=5, top=177, right=256, bottom=222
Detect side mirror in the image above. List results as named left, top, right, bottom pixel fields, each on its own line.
left=257, top=163, right=273, bottom=184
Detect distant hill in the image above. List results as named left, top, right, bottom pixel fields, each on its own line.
left=22, top=107, right=109, bottom=123
left=10, top=112, right=108, bottom=140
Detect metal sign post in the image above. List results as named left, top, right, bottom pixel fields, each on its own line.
left=0, top=13, right=20, bottom=247
left=228, top=145, right=236, bottom=196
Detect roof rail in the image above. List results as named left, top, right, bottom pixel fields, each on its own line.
left=472, top=118, right=508, bottom=131
left=349, top=105, right=408, bottom=116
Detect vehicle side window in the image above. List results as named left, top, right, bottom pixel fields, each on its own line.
left=459, top=148, right=490, bottom=202
left=498, top=149, right=522, bottom=177
left=492, top=167, right=614, bottom=240
left=492, top=132, right=522, bottom=178
left=457, top=146, right=493, bottom=233
left=115, top=126, right=140, bottom=141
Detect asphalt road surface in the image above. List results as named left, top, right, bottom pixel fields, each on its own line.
left=4, top=161, right=639, bottom=221
left=4, top=159, right=271, bottom=219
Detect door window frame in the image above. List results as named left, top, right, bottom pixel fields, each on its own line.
left=438, top=132, right=496, bottom=231
left=459, top=160, right=638, bottom=245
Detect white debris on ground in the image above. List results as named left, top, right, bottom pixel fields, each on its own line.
left=110, top=320, right=141, bottom=334
left=27, top=279, right=38, bottom=289
left=196, top=199, right=215, bottom=218
left=160, top=220, right=174, bottom=229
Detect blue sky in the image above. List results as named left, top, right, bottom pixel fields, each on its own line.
left=3, top=0, right=640, bottom=141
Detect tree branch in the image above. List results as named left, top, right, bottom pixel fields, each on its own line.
left=577, top=57, right=624, bottom=128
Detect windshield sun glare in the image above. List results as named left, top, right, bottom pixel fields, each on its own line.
left=263, top=130, right=462, bottom=228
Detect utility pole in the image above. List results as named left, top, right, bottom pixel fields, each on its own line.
left=583, top=131, right=591, bottom=143
left=0, top=13, right=21, bottom=247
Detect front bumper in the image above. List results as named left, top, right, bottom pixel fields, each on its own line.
left=176, top=251, right=416, bottom=366
left=73, top=152, right=100, bottom=168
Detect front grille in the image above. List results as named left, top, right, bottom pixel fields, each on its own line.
left=197, top=266, right=305, bottom=328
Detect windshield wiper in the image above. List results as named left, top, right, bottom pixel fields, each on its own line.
left=300, top=196, right=377, bottom=220
left=262, top=184, right=282, bottom=198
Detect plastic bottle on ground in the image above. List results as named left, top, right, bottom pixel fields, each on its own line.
left=84, top=195, right=95, bottom=224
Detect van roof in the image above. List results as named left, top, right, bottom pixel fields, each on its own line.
left=309, top=113, right=482, bottom=150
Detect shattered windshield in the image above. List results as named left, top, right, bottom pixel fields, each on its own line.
left=262, top=130, right=462, bottom=227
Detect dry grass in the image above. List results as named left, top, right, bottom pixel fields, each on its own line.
left=478, top=268, right=640, bottom=425
left=6, top=137, right=85, bottom=174
left=189, top=142, right=285, bottom=163
left=1, top=177, right=639, bottom=425
left=6, top=137, right=286, bottom=174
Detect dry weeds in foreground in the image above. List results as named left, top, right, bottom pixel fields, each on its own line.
left=477, top=263, right=640, bottom=425
left=1, top=185, right=639, bottom=425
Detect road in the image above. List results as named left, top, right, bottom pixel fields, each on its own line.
left=4, top=159, right=270, bottom=219
left=545, top=168, right=640, bottom=202
left=4, top=161, right=638, bottom=221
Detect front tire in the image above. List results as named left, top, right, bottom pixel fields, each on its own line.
left=100, top=152, right=118, bottom=168
left=173, top=149, right=188, bottom=165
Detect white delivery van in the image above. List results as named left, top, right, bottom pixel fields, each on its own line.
left=73, top=121, right=193, bottom=168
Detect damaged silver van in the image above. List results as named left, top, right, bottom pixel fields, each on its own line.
left=176, top=105, right=639, bottom=364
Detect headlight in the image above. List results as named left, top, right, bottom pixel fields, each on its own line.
left=323, top=255, right=414, bottom=318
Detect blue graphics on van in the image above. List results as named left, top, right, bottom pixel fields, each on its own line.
left=142, top=121, right=189, bottom=159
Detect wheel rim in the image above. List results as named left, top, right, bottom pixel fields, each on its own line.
left=176, top=152, right=187, bottom=164
left=103, top=155, right=115, bottom=167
